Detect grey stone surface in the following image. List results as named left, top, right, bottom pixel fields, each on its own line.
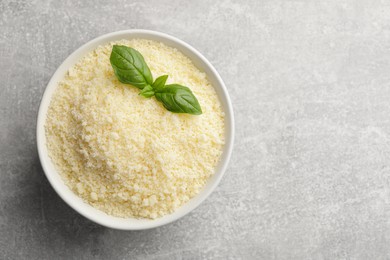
left=2, top=0, right=390, bottom=259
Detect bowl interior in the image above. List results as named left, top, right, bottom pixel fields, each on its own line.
left=37, top=30, right=234, bottom=230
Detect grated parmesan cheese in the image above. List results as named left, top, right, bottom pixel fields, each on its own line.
left=45, top=39, right=225, bottom=219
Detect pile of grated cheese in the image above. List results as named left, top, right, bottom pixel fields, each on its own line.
left=45, top=39, right=225, bottom=219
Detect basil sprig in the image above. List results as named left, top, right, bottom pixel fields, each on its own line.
left=110, top=45, right=202, bottom=115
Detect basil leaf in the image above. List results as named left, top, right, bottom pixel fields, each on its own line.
left=152, top=75, right=168, bottom=90
left=139, top=85, right=154, bottom=98
left=110, top=45, right=153, bottom=89
left=155, top=84, right=202, bottom=115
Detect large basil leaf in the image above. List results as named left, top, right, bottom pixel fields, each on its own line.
left=155, top=84, right=202, bottom=115
left=110, top=45, right=153, bottom=89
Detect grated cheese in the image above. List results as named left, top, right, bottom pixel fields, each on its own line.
left=45, top=39, right=225, bottom=219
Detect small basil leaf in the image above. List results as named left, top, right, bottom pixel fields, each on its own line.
left=139, top=85, right=155, bottom=98
left=152, top=75, right=168, bottom=90
left=155, top=84, right=202, bottom=115
left=110, top=45, right=153, bottom=89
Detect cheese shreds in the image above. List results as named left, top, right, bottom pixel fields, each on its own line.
left=45, top=39, right=225, bottom=219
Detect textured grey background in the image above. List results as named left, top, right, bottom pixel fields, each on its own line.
left=2, top=0, right=390, bottom=259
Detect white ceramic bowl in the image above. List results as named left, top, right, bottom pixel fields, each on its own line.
left=36, top=30, right=234, bottom=230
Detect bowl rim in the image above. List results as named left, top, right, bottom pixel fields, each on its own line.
left=36, top=29, right=234, bottom=230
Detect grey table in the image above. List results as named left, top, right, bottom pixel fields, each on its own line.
left=2, top=0, right=390, bottom=259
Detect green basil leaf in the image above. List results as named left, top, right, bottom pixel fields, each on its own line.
left=152, top=75, right=168, bottom=90
left=155, top=84, right=202, bottom=115
left=110, top=45, right=153, bottom=89
left=139, top=85, right=155, bottom=98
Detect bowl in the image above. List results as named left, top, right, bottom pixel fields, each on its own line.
left=36, top=30, right=234, bottom=230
